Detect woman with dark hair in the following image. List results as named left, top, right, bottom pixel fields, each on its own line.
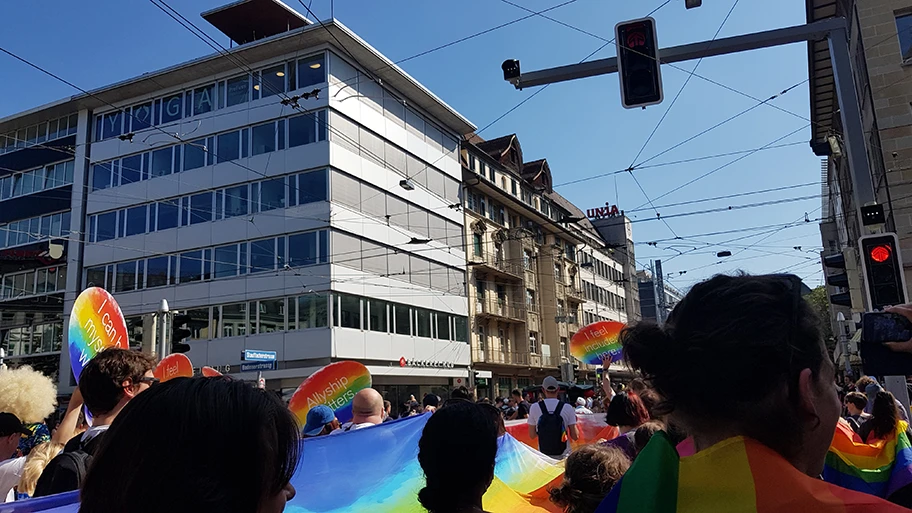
left=549, top=445, right=629, bottom=513
left=600, top=392, right=649, bottom=460
left=418, top=401, right=498, bottom=513
left=596, top=274, right=906, bottom=511
left=79, top=377, right=299, bottom=513
left=858, top=391, right=906, bottom=443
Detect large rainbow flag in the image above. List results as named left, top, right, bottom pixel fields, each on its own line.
left=4, top=414, right=565, bottom=513
left=824, top=418, right=912, bottom=499
left=505, top=413, right=619, bottom=451
left=595, top=432, right=907, bottom=512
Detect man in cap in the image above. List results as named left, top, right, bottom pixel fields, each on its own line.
left=302, top=405, right=340, bottom=438
left=0, top=413, right=30, bottom=502
left=527, top=376, right=579, bottom=458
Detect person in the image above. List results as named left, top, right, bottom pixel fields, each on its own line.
left=0, top=413, right=29, bottom=503
left=633, top=421, right=664, bottom=457
left=508, top=389, right=530, bottom=420
left=549, top=445, right=630, bottom=513
left=382, top=400, right=393, bottom=422
left=302, top=405, right=340, bottom=437
left=477, top=403, right=507, bottom=437
left=856, top=375, right=908, bottom=422
left=418, top=401, right=498, bottom=513
left=596, top=274, right=908, bottom=511
left=423, top=393, right=440, bottom=413
left=627, top=378, right=648, bottom=396
left=494, top=397, right=505, bottom=409
left=79, top=377, right=297, bottom=513
left=14, top=441, right=63, bottom=500
left=451, top=386, right=471, bottom=401
left=575, top=397, right=593, bottom=415
left=601, top=392, right=650, bottom=460
left=330, top=388, right=384, bottom=434
left=528, top=376, right=579, bottom=459
left=0, top=366, right=57, bottom=458
left=844, top=391, right=871, bottom=433
left=635, top=388, right=661, bottom=420
left=857, top=391, right=909, bottom=444
left=34, top=348, right=157, bottom=497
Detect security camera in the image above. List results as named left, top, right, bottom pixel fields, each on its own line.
left=502, top=59, right=521, bottom=85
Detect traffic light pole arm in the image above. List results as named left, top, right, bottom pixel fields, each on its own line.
left=509, top=17, right=845, bottom=89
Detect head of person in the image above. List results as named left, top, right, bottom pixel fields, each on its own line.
left=451, top=386, right=471, bottom=401
left=636, top=388, right=661, bottom=419
left=0, top=365, right=58, bottom=424
left=512, top=389, right=523, bottom=402
left=17, top=441, right=64, bottom=497
left=0, top=412, right=29, bottom=459
left=383, top=400, right=392, bottom=417
left=575, top=397, right=587, bottom=408
left=79, top=377, right=299, bottom=513
left=627, top=378, right=648, bottom=395
left=856, top=376, right=878, bottom=394
left=634, top=421, right=665, bottom=455
left=423, top=393, right=440, bottom=409
left=79, top=348, right=157, bottom=420
left=844, top=391, right=868, bottom=416
left=302, top=405, right=339, bottom=437
left=477, top=402, right=507, bottom=437
left=605, top=392, right=649, bottom=431
left=351, top=388, right=384, bottom=425
left=542, top=376, right=561, bottom=398
left=620, top=274, right=840, bottom=477
left=418, top=401, right=498, bottom=513
left=495, top=397, right=504, bottom=408
left=548, top=445, right=630, bottom=513
left=868, top=391, right=900, bottom=440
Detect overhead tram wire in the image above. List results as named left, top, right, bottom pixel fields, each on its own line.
left=623, top=181, right=818, bottom=213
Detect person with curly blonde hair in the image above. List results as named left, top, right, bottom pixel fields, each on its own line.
left=0, top=366, right=57, bottom=458
left=549, top=445, right=630, bottom=513
left=13, top=441, right=63, bottom=500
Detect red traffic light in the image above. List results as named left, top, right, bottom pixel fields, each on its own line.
left=870, top=245, right=892, bottom=263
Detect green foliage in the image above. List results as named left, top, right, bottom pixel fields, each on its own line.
left=805, top=286, right=835, bottom=348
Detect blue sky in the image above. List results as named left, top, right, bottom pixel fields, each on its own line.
left=0, top=0, right=825, bottom=290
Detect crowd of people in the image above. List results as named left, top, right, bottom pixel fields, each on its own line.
left=4, top=273, right=912, bottom=512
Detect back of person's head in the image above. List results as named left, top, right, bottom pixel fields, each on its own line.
left=869, top=391, right=900, bottom=439
left=620, top=273, right=837, bottom=468
left=636, top=388, right=661, bottom=419
left=477, top=402, right=506, bottom=436
left=512, top=388, right=523, bottom=399
left=383, top=400, right=391, bottom=413
left=844, top=391, right=868, bottom=412
left=451, top=386, right=471, bottom=401
left=423, top=393, right=440, bottom=408
left=418, top=401, right=498, bottom=513
left=17, top=441, right=64, bottom=496
left=634, top=421, right=665, bottom=455
left=627, top=378, right=648, bottom=395
left=79, top=348, right=156, bottom=417
left=549, top=445, right=630, bottom=513
left=856, top=376, right=878, bottom=394
left=79, top=377, right=299, bottom=513
left=605, top=392, right=649, bottom=428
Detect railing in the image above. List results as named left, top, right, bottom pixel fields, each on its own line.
left=469, top=254, right=524, bottom=278
left=561, top=282, right=585, bottom=301
left=471, top=347, right=559, bottom=368
left=476, top=298, right=526, bottom=321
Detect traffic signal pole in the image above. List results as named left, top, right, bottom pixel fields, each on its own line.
left=503, top=16, right=911, bottom=415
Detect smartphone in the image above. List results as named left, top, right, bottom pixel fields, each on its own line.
left=861, top=312, right=912, bottom=343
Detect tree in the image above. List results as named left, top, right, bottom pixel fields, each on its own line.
left=805, top=286, right=835, bottom=350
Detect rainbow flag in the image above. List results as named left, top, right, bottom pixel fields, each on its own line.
left=596, top=432, right=907, bottom=512
left=824, top=419, right=912, bottom=499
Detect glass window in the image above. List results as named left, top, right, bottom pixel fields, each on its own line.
left=250, top=239, right=276, bottom=273
left=288, top=231, right=317, bottom=267
left=224, top=184, right=248, bottom=218
left=455, top=317, right=468, bottom=342
left=115, top=262, right=137, bottom=292
left=213, top=244, right=238, bottom=279
left=117, top=155, right=140, bottom=185
left=259, top=178, right=285, bottom=211
left=258, top=298, right=285, bottom=333
left=368, top=299, right=387, bottom=332
left=221, top=303, right=248, bottom=337
left=217, top=131, right=240, bottom=163
left=226, top=76, right=249, bottom=107
left=183, top=139, right=206, bottom=171
left=898, top=14, right=912, bottom=62
left=92, top=163, right=112, bottom=191
left=130, top=102, right=153, bottom=132
left=96, top=211, right=117, bottom=242
left=179, top=250, right=202, bottom=283
left=125, top=205, right=147, bottom=237
left=416, top=309, right=431, bottom=338
left=436, top=314, right=449, bottom=340
left=146, top=256, right=169, bottom=288
left=297, top=54, right=325, bottom=88
left=260, top=64, right=285, bottom=99
left=297, top=293, right=328, bottom=329
left=161, top=93, right=183, bottom=124
left=189, top=192, right=212, bottom=225
left=156, top=200, right=179, bottom=231
left=336, top=294, right=361, bottom=329
left=251, top=122, right=276, bottom=156
left=288, top=112, right=318, bottom=148
left=150, top=147, right=172, bottom=177
left=102, top=111, right=123, bottom=140
left=298, top=169, right=327, bottom=204
left=193, top=84, right=215, bottom=116
left=394, top=305, right=411, bottom=335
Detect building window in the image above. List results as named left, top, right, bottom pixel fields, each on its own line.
left=557, top=299, right=565, bottom=317
left=560, top=337, right=568, bottom=359
left=368, top=299, right=388, bottom=332
left=897, top=13, right=912, bottom=62
left=416, top=308, right=432, bottom=338
left=523, top=250, right=532, bottom=270
left=473, top=233, right=483, bottom=257
left=296, top=293, right=328, bottom=329
left=478, top=325, right=487, bottom=351
left=394, top=304, right=411, bottom=335
left=554, top=263, right=562, bottom=281
left=335, top=294, right=361, bottom=329
left=526, top=289, right=535, bottom=309
left=529, top=331, right=539, bottom=354
left=469, top=154, right=476, bottom=171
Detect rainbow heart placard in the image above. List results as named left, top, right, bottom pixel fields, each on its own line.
left=154, top=354, right=193, bottom=382
left=68, top=287, right=128, bottom=381
left=570, top=320, right=625, bottom=365
left=288, top=361, right=371, bottom=426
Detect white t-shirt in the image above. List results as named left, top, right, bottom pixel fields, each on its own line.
left=527, top=399, right=578, bottom=456
left=0, top=457, right=26, bottom=503
left=81, top=424, right=110, bottom=442
left=329, top=421, right=377, bottom=435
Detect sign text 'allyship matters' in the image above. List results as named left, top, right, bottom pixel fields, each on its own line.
left=305, top=376, right=356, bottom=411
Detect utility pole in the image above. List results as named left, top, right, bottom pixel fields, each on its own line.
left=157, top=299, right=170, bottom=361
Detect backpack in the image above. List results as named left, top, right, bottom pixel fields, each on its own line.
left=33, top=433, right=102, bottom=497
left=536, top=400, right=567, bottom=457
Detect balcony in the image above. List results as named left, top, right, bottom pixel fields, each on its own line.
left=564, top=283, right=585, bottom=303
left=475, top=298, right=526, bottom=322
left=471, top=347, right=560, bottom=368
left=469, top=254, right=524, bottom=280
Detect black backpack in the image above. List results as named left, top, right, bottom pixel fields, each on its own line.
left=536, top=400, right=567, bottom=457
left=33, top=433, right=103, bottom=497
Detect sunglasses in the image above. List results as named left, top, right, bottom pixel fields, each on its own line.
left=134, top=376, right=160, bottom=387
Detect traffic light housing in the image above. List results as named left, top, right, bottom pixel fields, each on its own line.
left=859, top=233, right=908, bottom=311
left=615, top=17, right=664, bottom=109
left=822, top=251, right=851, bottom=307
left=171, top=313, right=192, bottom=354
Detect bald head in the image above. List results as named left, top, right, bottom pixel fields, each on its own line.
left=351, top=388, right=384, bottom=425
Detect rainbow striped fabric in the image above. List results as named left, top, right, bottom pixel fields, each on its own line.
left=596, top=432, right=907, bottom=513
left=824, top=418, right=912, bottom=499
